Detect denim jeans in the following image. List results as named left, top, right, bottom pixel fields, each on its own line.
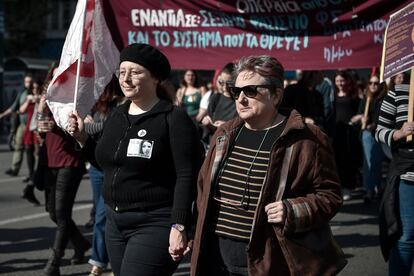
left=389, top=179, right=414, bottom=276
left=105, top=205, right=178, bottom=276
left=88, top=166, right=108, bottom=268
left=361, top=130, right=385, bottom=194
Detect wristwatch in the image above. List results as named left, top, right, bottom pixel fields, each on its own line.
left=171, top=223, right=185, bottom=232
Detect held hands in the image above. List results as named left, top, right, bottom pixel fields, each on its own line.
left=393, top=122, right=414, bottom=141
left=265, top=201, right=286, bottom=225
left=201, top=115, right=213, bottom=126
left=67, top=111, right=88, bottom=145
left=168, top=227, right=190, bottom=262
left=213, top=120, right=226, bottom=127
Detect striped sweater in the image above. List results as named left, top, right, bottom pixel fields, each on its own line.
left=375, top=84, right=414, bottom=181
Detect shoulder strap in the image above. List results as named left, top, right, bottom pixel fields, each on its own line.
left=275, top=144, right=294, bottom=201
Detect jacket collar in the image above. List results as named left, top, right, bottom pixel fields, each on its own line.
left=219, top=108, right=306, bottom=139
left=116, top=99, right=173, bottom=124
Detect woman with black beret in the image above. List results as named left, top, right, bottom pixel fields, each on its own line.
left=67, top=43, right=200, bottom=276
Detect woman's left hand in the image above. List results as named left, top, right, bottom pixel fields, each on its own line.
left=169, top=227, right=189, bottom=261
left=265, top=201, right=286, bottom=225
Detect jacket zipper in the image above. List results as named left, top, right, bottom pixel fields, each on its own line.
left=111, top=118, right=131, bottom=211
left=196, top=132, right=234, bottom=273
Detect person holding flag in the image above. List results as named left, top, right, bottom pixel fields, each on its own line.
left=67, top=43, right=201, bottom=276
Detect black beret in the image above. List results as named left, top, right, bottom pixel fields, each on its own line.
left=119, top=43, right=171, bottom=81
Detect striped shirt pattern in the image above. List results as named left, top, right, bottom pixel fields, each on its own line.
left=212, top=124, right=284, bottom=241
left=375, top=84, right=414, bottom=181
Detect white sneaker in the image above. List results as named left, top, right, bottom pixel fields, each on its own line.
left=342, top=189, right=352, bottom=201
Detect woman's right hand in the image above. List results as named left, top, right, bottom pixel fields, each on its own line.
left=393, top=122, right=414, bottom=141
left=201, top=115, right=213, bottom=126
left=67, top=111, right=88, bottom=145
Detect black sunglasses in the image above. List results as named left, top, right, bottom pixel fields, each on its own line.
left=218, top=80, right=233, bottom=86
left=228, top=85, right=274, bottom=100
left=369, top=81, right=379, bottom=85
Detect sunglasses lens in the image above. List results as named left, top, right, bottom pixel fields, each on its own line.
left=229, top=87, right=240, bottom=99
left=243, top=86, right=258, bottom=97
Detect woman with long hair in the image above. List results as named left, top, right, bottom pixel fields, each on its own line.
left=176, top=70, right=205, bottom=120
left=19, top=80, right=43, bottom=205
left=351, top=74, right=388, bottom=202
left=38, top=63, right=90, bottom=276
left=332, top=70, right=362, bottom=201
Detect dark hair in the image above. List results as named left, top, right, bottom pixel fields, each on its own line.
left=91, top=75, right=123, bottom=115
left=235, top=55, right=284, bottom=90
left=389, top=72, right=407, bottom=91
left=218, top=62, right=235, bottom=77
left=334, top=70, right=357, bottom=98
left=157, top=80, right=176, bottom=102
left=180, top=70, right=201, bottom=88
left=41, top=61, right=59, bottom=95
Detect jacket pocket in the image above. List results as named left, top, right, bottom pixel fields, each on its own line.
left=275, top=224, right=347, bottom=275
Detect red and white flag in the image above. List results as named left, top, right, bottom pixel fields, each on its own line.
left=47, top=0, right=119, bottom=128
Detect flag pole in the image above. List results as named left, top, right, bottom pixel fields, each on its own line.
left=73, top=0, right=88, bottom=113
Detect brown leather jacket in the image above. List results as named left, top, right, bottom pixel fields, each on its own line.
left=190, top=109, right=347, bottom=276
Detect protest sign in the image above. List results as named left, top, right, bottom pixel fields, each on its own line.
left=381, top=1, right=414, bottom=80
left=102, top=0, right=410, bottom=70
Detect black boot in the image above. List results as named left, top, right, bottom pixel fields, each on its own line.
left=70, top=237, right=91, bottom=264
left=22, top=185, right=40, bottom=205
left=44, top=249, right=63, bottom=276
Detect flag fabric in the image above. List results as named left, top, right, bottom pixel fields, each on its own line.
left=47, top=0, right=119, bottom=128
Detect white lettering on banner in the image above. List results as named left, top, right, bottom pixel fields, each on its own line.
left=259, top=32, right=306, bottom=51
left=199, top=10, right=245, bottom=28
left=171, top=31, right=223, bottom=48
left=131, top=9, right=198, bottom=27
left=374, top=34, right=384, bottom=44
left=360, top=19, right=387, bottom=32
left=153, top=30, right=170, bottom=46
left=333, top=30, right=351, bottom=40
left=246, top=33, right=259, bottom=48
left=324, top=45, right=353, bottom=63
left=236, top=0, right=301, bottom=14
left=249, top=14, right=308, bottom=31
left=128, top=31, right=149, bottom=44
left=223, top=33, right=245, bottom=47
left=301, top=0, right=345, bottom=10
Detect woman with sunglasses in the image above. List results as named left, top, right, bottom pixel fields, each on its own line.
left=191, top=55, right=346, bottom=276
left=350, top=74, right=388, bottom=202
left=200, top=63, right=238, bottom=141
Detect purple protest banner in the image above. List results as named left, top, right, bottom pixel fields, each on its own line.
left=101, top=0, right=410, bottom=70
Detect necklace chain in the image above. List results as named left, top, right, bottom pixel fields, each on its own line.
left=214, top=115, right=284, bottom=210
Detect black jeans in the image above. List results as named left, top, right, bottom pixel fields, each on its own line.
left=105, top=205, right=178, bottom=276
left=45, top=167, right=86, bottom=253
left=201, top=233, right=249, bottom=276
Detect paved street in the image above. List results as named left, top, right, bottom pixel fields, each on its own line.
left=0, top=142, right=391, bottom=275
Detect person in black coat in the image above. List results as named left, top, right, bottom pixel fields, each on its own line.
left=67, top=43, right=200, bottom=276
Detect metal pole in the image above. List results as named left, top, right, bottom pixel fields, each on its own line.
left=0, top=0, right=5, bottom=133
